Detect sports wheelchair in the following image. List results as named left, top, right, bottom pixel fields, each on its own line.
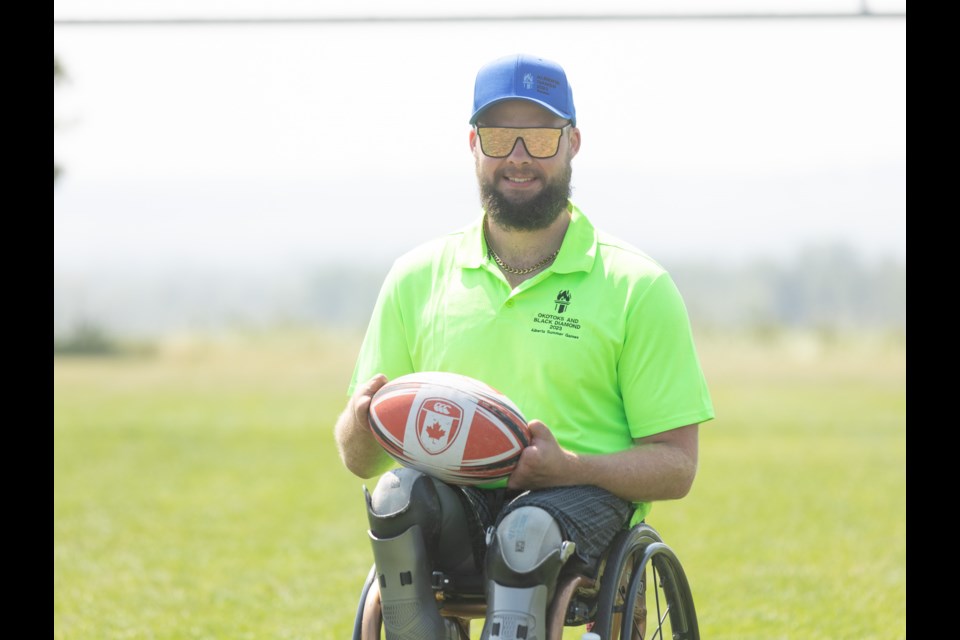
left=352, top=521, right=699, bottom=640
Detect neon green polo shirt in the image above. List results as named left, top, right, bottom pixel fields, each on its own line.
left=348, top=203, right=714, bottom=523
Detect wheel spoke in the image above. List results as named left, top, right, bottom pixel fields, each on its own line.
left=652, top=564, right=664, bottom=639
left=648, top=604, right=672, bottom=640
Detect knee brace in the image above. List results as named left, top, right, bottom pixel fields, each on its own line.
left=481, top=506, right=576, bottom=640
left=367, top=467, right=474, bottom=570
left=364, top=468, right=469, bottom=640
left=367, top=467, right=442, bottom=542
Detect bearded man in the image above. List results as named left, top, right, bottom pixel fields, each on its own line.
left=334, top=54, right=714, bottom=640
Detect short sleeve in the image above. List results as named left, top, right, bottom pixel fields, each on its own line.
left=619, top=273, right=715, bottom=439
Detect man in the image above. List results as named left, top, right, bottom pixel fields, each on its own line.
left=335, top=53, right=714, bottom=640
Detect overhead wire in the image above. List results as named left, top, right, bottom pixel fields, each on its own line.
left=53, top=11, right=906, bottom=27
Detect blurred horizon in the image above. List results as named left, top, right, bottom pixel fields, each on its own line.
left=54, top=242, right=905, bottom=343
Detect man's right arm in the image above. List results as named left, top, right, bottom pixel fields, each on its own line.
left=334, top=374, right=394, bottom=479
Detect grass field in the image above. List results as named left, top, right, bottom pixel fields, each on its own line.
left=54, top=327, right=906, bottom=639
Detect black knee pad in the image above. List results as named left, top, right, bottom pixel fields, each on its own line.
left=366, top=468, right=442, bottom=545
left=366, top=468, right=474, bottom=571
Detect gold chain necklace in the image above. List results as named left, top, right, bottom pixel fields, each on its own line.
left=488, top=246, right=560, bottom=275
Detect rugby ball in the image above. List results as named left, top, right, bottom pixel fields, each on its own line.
left=368, top=371, right=530, bottom=485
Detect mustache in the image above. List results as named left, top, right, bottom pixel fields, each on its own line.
left=495, top=166, right=544, bottom=180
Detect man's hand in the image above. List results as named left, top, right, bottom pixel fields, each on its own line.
left=506, top=421, right=700, bottom=503
left=334, top=374, right=392, bottom=478
left=507, top=420, right=578, bottom=491
left=349, top=374, right=388, bottom=430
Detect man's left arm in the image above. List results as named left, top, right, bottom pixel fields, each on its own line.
left=507, top=421, right=699, bottom=503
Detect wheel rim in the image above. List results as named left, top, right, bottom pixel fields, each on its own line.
left=592, top=527, right=699, bottom=640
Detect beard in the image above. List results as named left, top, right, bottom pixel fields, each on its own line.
left=477, top=161, right=573, bottom=231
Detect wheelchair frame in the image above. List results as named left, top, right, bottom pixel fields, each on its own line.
left=352, top=522, right=699, bottom=640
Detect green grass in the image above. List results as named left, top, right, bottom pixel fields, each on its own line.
left=54, top=328, right=906, bottom=639
left=667, top=332, right=906, bottom=640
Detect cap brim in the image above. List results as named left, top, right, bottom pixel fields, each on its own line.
left=470, top=96, right=575, bottom=125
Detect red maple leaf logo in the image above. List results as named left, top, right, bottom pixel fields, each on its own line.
left=425, top=421, right=446, bottom=441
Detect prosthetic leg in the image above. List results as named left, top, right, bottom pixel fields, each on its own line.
left=365, top=468, right=472, bottom=640
left=480, top=506, right=576, bottom=640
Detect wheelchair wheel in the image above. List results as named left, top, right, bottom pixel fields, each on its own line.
left=352, top=565, right=377, bottom=640
left=590, top=524, right=699, bottom=640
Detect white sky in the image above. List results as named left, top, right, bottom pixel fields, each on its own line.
left=54, top=2, right=906, bottom=275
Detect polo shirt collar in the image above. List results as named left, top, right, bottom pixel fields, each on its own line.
left=455, top=201, right=598, bottom=274
left=455, top=213, right=488, bottom=269
left=552, top=203, right=598, bottom=274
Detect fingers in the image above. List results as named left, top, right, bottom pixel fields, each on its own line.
left=355, top=374, right=388, bottom=407
left=526, top=419, right=554, bottom=443
left=509, top=421, right=546, bottom=490
left=509, top=420, right=576, bottom=491
left=359, top=373, right=389, bottom=397
left=353, top=374, right=389, bottom=425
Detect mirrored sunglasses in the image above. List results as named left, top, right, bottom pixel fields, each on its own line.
left=475, top=125, right=570, bottom=159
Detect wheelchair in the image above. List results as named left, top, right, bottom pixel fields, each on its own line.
left=352, top=520, right=699, bottom=640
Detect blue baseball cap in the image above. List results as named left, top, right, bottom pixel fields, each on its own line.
left=469, top=54, right=576, bottom=126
